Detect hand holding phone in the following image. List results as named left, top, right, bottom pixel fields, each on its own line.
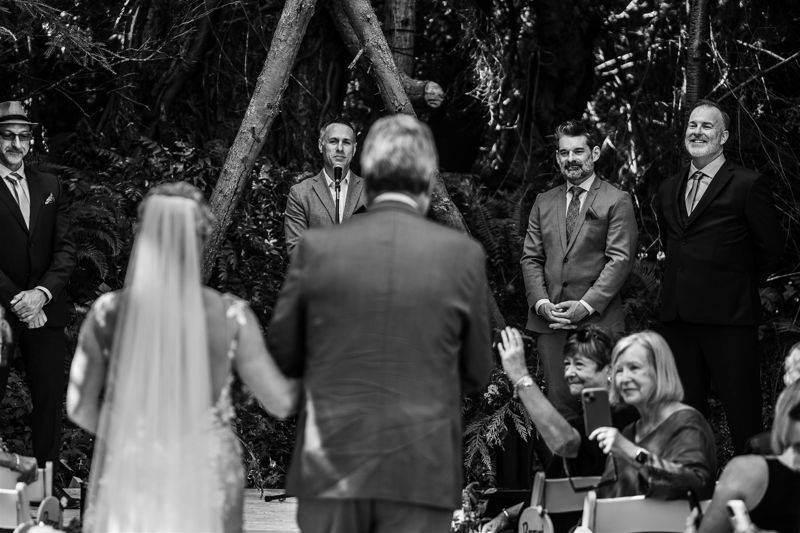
left=582, top=387, right=612, bottom=436
left=727, top=499, right=754, bottom=533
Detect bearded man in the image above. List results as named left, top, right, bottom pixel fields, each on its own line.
left=657, top=99, right=783, bottom=453
left=521, top=120, right=637, bottom=418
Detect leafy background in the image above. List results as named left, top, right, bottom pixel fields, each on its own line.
left=0, top=0, right=798, bottom=498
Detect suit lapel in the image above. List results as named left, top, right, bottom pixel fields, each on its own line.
left=310, top=173, right=337, bottom=224
left=685, top=163, right=734, bottom=226
left=343, top=175, right=364, bottom=218
left=0, top=175, right=28, bottom=233
left=26, top=169, right=44, bottom=234
left=672, top=168, right=689, bottom=227
left=565, top=179, right=600, bottom=255
left=556, top=183, right=568, bottom=253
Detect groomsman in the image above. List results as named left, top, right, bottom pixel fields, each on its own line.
left=658, top=99, right=783, bottom=452
left=0, top=101, right=75, bottom=467
left=521, top=120, right=637, bottom=418
left=283, top=119, right=367, bottom=255
left=269, top=114, right=492, bottom=533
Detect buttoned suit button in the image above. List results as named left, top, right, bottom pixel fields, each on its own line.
left=562, top=282, right=568, bottom=287
left=563, top=257, right=569, bottom=263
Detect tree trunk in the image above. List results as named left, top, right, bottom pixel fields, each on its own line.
left=203, top=0, right=318, bottom=278
left=327, top=1, right=443, bottom=109
left=149, top=0, right=221, bottom=137
left=685, top=0, right=710, bottom=114
left=384, top=0, right=415, bottom=76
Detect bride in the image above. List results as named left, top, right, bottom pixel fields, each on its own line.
left=67, top=182, right=299, bottom=532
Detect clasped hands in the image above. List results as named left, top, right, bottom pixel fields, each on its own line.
left=10, top=289, right=47, bottom=329
left=539, top=300, right=589, bottom=330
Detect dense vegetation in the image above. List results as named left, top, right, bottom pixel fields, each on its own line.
left=1, top=0, right=798, bottom=492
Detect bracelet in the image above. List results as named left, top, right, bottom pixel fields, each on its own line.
left=13, top=453, right=19, bottom=471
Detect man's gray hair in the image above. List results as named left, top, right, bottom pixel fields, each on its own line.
left=360, top=114, right=438, bottom=196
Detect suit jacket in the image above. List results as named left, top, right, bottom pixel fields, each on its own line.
left=0, top=167, right=75, bottom=327
left=283, top=171, right=367, bottom=255
left=521, top=178, right=638, bottom=333
left=657, top=160, right=783, bottom=325
left=268, top=200, right=493, bottom=509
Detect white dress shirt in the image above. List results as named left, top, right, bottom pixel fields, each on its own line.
left=373, top=192, right=419, bottom=210
left=686, top=153, right=725, bottom=211
left=0, top=162, right=52, bottom=303
left=323, top=168, right=350, bottom=223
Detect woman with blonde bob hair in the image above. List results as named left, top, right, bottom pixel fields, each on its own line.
left=589, top=330, right=716, bottom=498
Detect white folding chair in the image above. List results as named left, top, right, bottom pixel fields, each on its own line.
left=0, top=462, right=60, bottom=529
left=518, top=472, right=602, bottom=533
left=0, top=482, right=31, bottom=530
left=580, top=490, right=709, bottom=533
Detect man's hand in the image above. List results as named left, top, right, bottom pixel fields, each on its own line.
left=10, top=290, right=47, bottom=322
left=550, top=300, right=589, bottom=326
left=24, top=310, right=47, bottom=329
left=538, top=301, right=572, bottom=326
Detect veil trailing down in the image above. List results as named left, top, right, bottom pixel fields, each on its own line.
left=85, top=195, right=222, bottom=532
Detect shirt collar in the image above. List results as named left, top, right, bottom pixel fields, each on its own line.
left=690, top=153, right=725, bottom=179
left=323, top=168, right=350, bottom=187
left=373, top=192, right=419, bottom=210
left=566, top=173, right=595, bottom=193
left=0, top=162, right=25, bottom=180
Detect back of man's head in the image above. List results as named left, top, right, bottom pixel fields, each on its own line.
left=361, top=114, right=438, bottom=198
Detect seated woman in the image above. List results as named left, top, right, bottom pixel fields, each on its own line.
left=590, top=330, right=716, bottom=499
left=690, top=381, right=800, bottom=533
left=481, top=325, right=637, bottom=533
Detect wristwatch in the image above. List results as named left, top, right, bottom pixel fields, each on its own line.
left=634, top=447, right=650, bottom=465
left=513, top=375, right=534, bottom=398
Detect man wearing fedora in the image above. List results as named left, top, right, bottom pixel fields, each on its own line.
left=0, top=101, right=75, bottom=480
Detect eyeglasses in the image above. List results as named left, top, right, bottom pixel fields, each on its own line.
left=0, top=132, right=33, bottom=142
left=562, top=455, right=618, bottom=492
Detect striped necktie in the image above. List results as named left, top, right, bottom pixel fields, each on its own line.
left=566, top=186, right=584, bottom=242
left=685, top=171, right=704, bottom=216
left=4, top=172, right=30, bottom=227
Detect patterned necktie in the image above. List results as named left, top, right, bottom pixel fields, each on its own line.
left=5, top=172, right=30, bottom=227
left=685, top=170, right=704, bottom=216
left=566, top=186, right=584, bottom=242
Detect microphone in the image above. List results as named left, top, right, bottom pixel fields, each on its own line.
left=333, top=166, right=343, bottom=184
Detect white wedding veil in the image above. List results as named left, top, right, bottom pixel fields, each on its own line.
left=85, top=191, right=222, bottom=532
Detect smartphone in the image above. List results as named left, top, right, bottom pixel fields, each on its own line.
left=726, top=499, right=753, bottom=533
left=687, top=489, right=703, bottom=527
left=582, top=387, right=612, bottom=435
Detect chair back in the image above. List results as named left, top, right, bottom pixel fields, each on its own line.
left=0, top=482, right=31, bottom=530
left=518, top=473, right=602, bottom=533
left=581, top=490, right=702, bottom=533
left=0, top=462, right=52, bottom=503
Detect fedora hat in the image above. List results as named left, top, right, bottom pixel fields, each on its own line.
left=0, top=101, right=38, bottom=126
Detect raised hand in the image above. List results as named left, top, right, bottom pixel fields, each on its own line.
left=497, top=327, right=528, bottom=383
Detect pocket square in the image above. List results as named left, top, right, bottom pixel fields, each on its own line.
left=44, top=193, right=55, bottom=205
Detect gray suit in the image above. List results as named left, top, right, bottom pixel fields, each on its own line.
left=269, top=200, right=492, bottom=521
left=521, top=178, right=637, bottom=415
left=283, top=171, right=367, bottom=255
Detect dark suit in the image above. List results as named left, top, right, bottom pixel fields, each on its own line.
left=268, top=200, right=492, bottom=530
left=657, top=160, right=782, bottom=451
left=0, top=166, right=75, bottom=464
left=283, top=171, right=367, bottom=255
left=521, top=178, right=637, bottom=416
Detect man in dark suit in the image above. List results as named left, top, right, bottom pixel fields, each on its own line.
left=268, top=114, right=493, bottom=533
left=521, top=120, right=637, bottom=418
left=283, top=119, right=368, bottom=255
left=0, top=101, right=75, bottom=467
left=657, top=99, right=782, bottom=452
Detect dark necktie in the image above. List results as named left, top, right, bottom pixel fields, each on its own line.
left=4, top=172, right=30, bottom=227
left=566, top=186, right=584, bottom=242
left=685, top=170, right=704, bottom=215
